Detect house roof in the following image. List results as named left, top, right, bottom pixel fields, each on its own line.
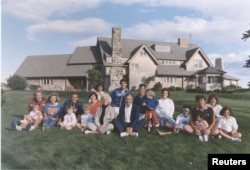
left=195, top=66, right=226, bottom=74
left=68, top=46, right=102, bottom=64
left=15, top=54, right=91, bottom=78
left=97, top=37, right=199, bottom=62
left=223, top=74, right=239, bottom=80
left=156, top=65, right=195, bottom=76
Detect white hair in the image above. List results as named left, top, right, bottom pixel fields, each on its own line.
left=101, top=93, right=112, bottom=104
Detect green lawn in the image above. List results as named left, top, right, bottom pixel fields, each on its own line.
left=2, top=90, right=250, bottom=170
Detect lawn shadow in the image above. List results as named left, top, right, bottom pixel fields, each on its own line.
left=1, top=150, right=29, bottom=169
left=13, top=114, right=22, bottom=119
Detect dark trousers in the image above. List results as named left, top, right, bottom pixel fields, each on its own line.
left=112, top=118, right=146, bottom=132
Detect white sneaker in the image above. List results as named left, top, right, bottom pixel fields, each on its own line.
left=81, top=128, right=85, bottom=132
left=232, top=138, right=241, bottom=142
left=66, top=126, right=72, bottom=130
left=106, top=130, right=111, bottom=135
left=85, top=130, right=92, bottom=134
left=199, top=136, right=203, bottom=141
left=120, top=132, right=129, bottom=137
left=131, top=132, right=139, bottom=137
left=17, top=126, right=22, bottom=131
left=29, top=126, right=35, bottom=131
left=203, top=135, right=208, bottom=142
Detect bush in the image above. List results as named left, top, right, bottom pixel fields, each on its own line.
left=175, top=87, right=183, bottom=91
left=152, top=82, right=162, bottom=91
left=168, top=86, right=176, bottom=91
left=28, top=84, right=41, bottom=91
left=7, top=75, right=27, bottom=90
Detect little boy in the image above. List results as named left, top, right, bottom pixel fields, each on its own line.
left=77, top=104, right=94, bottom=132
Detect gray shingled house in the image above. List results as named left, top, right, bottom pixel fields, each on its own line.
left=15, top=27, right=239, bottom=91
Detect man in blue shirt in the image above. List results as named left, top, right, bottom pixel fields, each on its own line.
left=111, top=79, right=132, bottom=117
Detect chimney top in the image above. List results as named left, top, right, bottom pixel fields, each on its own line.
left=178, top=38, right=188, bottom=47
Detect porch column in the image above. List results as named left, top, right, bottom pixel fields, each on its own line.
left=86, top=75, right=89, bottom=91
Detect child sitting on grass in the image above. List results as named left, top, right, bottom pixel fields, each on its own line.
left=76, top=104, right=94, bottom=132
left=194, top=112, right=209, bottom=141
left=58, top=105, right=77, bottom=130
left=157, top=105, right=191, bottom=136
left=11, top=104, right=42, bottom=131
left=142, top=90, right=159, bottom=132
left=216, top=106, right=242, bottom=142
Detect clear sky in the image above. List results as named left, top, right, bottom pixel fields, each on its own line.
left=1, top=0, right=250, bottom=88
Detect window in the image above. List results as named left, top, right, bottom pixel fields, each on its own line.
left=155, top=45, right=171, bottom=52
left=208, top=76, right=220, bottom=83
left=161, top=60, right=176, bottom=65
left=194, top=60, right=203, bottom=68
left=40, top=78, right=52, bottom=85
left=140, top=50, right=147, bottom=56
left=163, top=77, right=176, bottom=83
left=131, top=63, right=138, bottom=71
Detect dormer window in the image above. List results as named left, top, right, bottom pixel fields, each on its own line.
left=154, top=45, right=170, bottom=52
left=140, top=50, right=147, bottom=56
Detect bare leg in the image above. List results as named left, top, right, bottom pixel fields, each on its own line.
left=157, top=129, right=172, bottom=136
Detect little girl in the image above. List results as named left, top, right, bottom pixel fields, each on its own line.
left=194, top=111, right=209, bottom=141
left=216, top=106, right=242, bottom=142
left=142, top=90, right=159, bottom=131
left=77, top=104, right=94, bottom=132
left=59, top=105, right=77, bottom=130
left=12, top=104, right=42, bottom=131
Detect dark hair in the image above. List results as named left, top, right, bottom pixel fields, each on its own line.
left=89, top=92, right=98, bottom=99
left=47, top=93, right=59, bottom=103
left=207, top=93, right=219, bottom=104
left=124, top=93, right=133, bottom=99
left=120, top=79, right=127, bottom=84
left=196, top=111, right=205, bottom=120
left=195, top=94, right=206, bottom=102
left=71, top=92, right=79, bottom=97
left=95, top=84, right=104, bottom=91
left=182, top=105, right=191, bottom=111
left=161, top=88, right=170, bottom=97
left=220, top=106, right=233, bottom=116
left=139, top=83, right=146, bottom=89
left=66, top=105, right=73, bottom=110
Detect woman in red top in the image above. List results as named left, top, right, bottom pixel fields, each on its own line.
left=88, top=92, right=102, bottom=115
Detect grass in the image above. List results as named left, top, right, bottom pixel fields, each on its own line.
left=1, top=90, right=250, bottom=170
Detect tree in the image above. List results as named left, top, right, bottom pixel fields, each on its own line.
left=242, top=29, right=250, bottom=68
left=7, top=75, right=28, bottom=90
left=88, top=64, right=105, bottom=89
left=141, top=76, right=155, bottom=87
left=242, top=29, right=250, bottom=41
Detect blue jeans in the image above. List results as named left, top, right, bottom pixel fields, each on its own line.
left=43, top=118, right=57, bottom=128
left=158, top=116, right=175, bottom=127
left=112, top=118, right=146, bottom=132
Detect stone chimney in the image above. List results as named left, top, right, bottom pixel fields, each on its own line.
left=215, top=58, right=224, bottom=71
left=178, top=38, right=188, bottom=47
left=111, top=27, right=122, bottom=64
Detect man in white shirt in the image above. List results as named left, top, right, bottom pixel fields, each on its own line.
left=112, top=94, right=146, bottom=137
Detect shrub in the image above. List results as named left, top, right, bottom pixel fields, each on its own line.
left=213, top=89, right=221, bottom=93
left=7, top=75, right=27, bottom=90
left=28, top=84, right=41, bottom=91
left=152, top=82, right=162, bottom=91
left=175, top=87, right=183, bottom=91
left=131, top=86, right=136, bottom=91
left=168, top=86, right=176, bottom=91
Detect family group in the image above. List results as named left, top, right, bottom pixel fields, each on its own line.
left=11, top=79, right=242, bottom=142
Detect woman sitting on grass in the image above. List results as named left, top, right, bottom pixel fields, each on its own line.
left=185, top=95, right=216, bottom=138
left=84, top=94, right=116, bottom=135
left=42, top=93, right=62, bottom=131
left=215, top=106, right=242, bottom=142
